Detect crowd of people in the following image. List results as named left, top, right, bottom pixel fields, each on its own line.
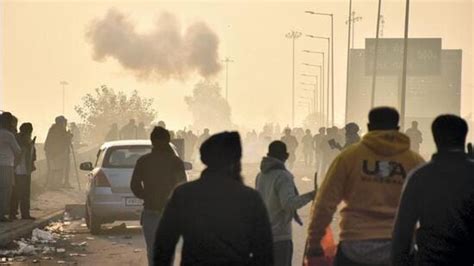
left=130, top=107, right=473, bottom=266
left=0, top=112, right=37, bottom=222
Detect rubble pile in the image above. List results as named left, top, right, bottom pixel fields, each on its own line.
left=0, top=213, right=90, bottom=265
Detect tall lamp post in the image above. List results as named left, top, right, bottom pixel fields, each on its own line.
left=305, top=11, right=335, bottom=126
left=345, top=11, right=363, bottom=48
left=302, top=63, right=323, bottom=121
left=370, top=0, right=383, bottom=108
left=302, top=50, right=328, bottom=126
left=301, top=76, right=318, bottom=114
left=306, top=34, right=331, bottom=126
left=60, top=81, right=69, bottom=115
left=222, top=57, right=234, bottom=101
left=345, top=0, right=353, bottom=124
left=400, top=0, right=411, bottom=130
left=286, top=30, right=302, bottom=127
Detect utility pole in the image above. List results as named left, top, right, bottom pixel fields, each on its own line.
left=222, top=57, right=234, bottom=101
left=400, top=0, right=411, bottom=130
left=286, top=30, right=302, bottom=127
left=345, top=11, right=363, bottom=48
left=305, top=11, right=335, bottom=126
left=379, top=15, right=385, bottom=37
left=60, top=81, right=69, bottom=115
left=370, top=0, right=383, bottom=108
left=345, top=0, right=353, bottom=124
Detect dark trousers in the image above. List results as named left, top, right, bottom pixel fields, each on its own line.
left=274, top=240, right=293, bottom=266
left=334, top=247, right=388, bottom=266
left=10, top=174, right=31, bottom=218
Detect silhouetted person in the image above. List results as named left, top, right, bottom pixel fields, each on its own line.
left=405, top=121, right=423, bottom=153
left=137, top=122, right=147, bottom=139
left=392, top=115, right=474, bottom=265
left=318, top=126, right=338, bottom=177
left=44, top=116, right=72, bottom=189
left=10, top=123, right=36, bottom=220
left=130, top=126, right=186, bottom=266
left=256, top=141, right=315, bottom=266
left=332, top=123, right=362, bottom=151
left=105, top=123, right=119, bottom=141
left=281, top=128, right=298, bottom=169
left=120, top=119, right=137, bottom=140
left=305, top=107, right=425, bottom=266
left=154, top=132, right=274, bottom=266
left=185, top=130, right=197, bottom=161
left=0, top=112, right=21, bottom=222
left=302, top=129, right=314, bottom=166
left=197, top=128, right=210, bottom=148
left=313, top=127, right=326, bottom=168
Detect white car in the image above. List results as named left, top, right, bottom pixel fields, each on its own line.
left=80, top=140, right=191, bottom=234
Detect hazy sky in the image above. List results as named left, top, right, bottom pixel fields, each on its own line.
left=1, top=0, right=473, bottom=140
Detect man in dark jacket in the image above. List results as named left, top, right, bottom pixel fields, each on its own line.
left=44, top=116, right=72, bottom=189
left=130, top=126, right=186, bottom=266
left=392, top=115, right=474, bottom=265
left=256, top=141, right=315, bottom=266
left=154, top=132, right=274, bottom=266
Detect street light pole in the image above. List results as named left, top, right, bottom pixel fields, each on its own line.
left=306, top=35, right=332, bottom=126
left=345, top=11, right=363, bottom=48
left=400, top=0, right=411, bottom=130
left=302, top=50, right=327, bottom=126
left=60, top=81, right=69, bottom=115
left=302, top=63, right=323, bottom=123
left=370, top=0, right=383, bottom=108
left=305, top=11, right=335, bottom=126
left=222, top=57, right=234, bottom=101
left=286, top=30, right=302, bottom=127
left=345, top=0, right=353, bottom=124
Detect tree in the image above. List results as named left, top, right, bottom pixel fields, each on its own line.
left=75, top=85, right=157, bottom=143
left=185, top=81, right=234, bottom=132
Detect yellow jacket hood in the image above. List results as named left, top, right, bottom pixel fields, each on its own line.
left=362, top=130, right=410, bottom=157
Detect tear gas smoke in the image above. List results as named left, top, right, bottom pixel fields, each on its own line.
left=86, top=9, right=222, bottom=80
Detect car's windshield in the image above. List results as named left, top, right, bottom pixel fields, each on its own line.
left=104, top=146, right=151, bottom=168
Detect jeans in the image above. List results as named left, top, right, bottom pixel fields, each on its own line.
left=141, top=209, right=161, bottom=266
left=0, top=166, right=14, bottom=217
left=335, top=246, right=390, bottom=266
left=274, top=240, right=293, bottom=266
left=10, top=174, right=32, bottom=217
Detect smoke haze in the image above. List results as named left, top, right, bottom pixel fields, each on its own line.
left=86, top=9, right=222, bottom=81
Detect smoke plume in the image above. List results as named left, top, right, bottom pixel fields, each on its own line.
left=86, top=9, right=222, bottom=80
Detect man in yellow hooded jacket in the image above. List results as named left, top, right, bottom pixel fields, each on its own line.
left=304, top=107, right=425, bottom=266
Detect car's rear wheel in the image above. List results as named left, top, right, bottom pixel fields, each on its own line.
left=85, top=200, right=102, bottom=235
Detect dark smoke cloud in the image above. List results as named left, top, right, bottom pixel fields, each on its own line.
left=86, top=9, right=222, bottom=80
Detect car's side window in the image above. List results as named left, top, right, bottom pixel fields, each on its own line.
left=95, top=149, right=106, bottom=167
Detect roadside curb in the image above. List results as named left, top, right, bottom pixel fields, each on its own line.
left=0, top=209, right=64, bottom=247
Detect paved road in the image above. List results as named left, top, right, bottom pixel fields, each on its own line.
left=8, top=162, right=329, bottom=265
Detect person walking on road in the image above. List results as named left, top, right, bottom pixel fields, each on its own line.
left=154, top=132, right=274, bottom=266
left=0, top=112, right=21, bottom=222
left=405, top=121, right=423, bottom=153
left=10, top=123, right=37, bottom=220
left=281, top=128, right=298, bottom=169
left=304, top=107, right=425, bottom=266
left=130, top=126, right=186, bottom=266
left=120, top=119, right=138, bottom=140
left=256, top=140, right=316, bottom=266
left=302, top=129, right=314, bottom=166
left=392, top=115, right=474, bottom=265
left=44, top=116, right=73, bottom=189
